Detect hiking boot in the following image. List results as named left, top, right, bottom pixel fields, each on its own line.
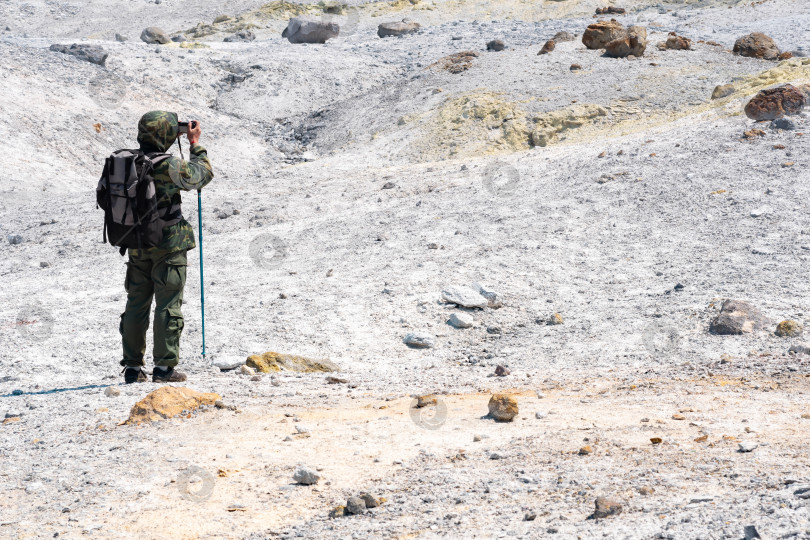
left=122, top=367, right=148, bottom=384
left=152, top=366, right=187, bottom=383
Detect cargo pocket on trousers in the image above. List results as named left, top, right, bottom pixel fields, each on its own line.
left=165, top=262, right=187, bottom=291
left=166, top=306, right=185, bottom=352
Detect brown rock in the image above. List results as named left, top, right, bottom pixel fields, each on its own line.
left=537, top=39, right=555, bottom=55
left=775, top=320, right=803, bottom=337
left=246, top=352, right=339, bottom=373
left=552, top=31, right=577, bottom=42
left=415, top=395, right=437, bottom=408
left=733, top=32, right=780, bottom=60
left=487, top=39, right=505, bottom=51
left=432, top=51, right=479, bottom=74
left=709, top=299, right=770, bottom=335
left=744, top=85, right=806, bottom=120
left=650, top=437, right=662, bottom=444
left=778, top=51, right=793, bottom=60
left=593, top=497, right=623, bottom=518
left=743, top=129, right=766, bottom=138
left=596, top=6, right=626, bottom=14
left=494, top=365, right=511, bottom=377
left=377, top=20, right=420, bottom=38
left=638, top=486, right=654, bottom=496
left=605, top=26, right=647, bottom=58
left=711, top=83, right=735, bottom=99
left=665, top=34, right=691, bottom=50
left=570, top=63, right=583, bottom=71
left=488, top=394, right=518, bottom=422
left=579, top=445, right=593, bottom=455
left=125, top=387, right=220, bottom=424
left=582, top=19, right=626, bottom=50
left=328, top=505, right=347, bottom=518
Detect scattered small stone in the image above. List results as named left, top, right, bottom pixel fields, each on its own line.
left=535, top=411, right=546, bottom=419
left=39, top=261, right=50, bottom=268
left=442, top=285, right=489, bottom=309
left=709, top=299, right=769, bottom=335
left=293, top=466, right=320, bottom=485
left=650, top=437, right=662, bottom=444
left=738, top=441, right=758, bottom=453
left=359, top=492, right=381, bottom=508
left=552, top=31, right=576, bottom=42
left=593, top=497, right=623, bottom=519
left=789, top=344, right=810, bottom=355
left=712, top=84, right=735, bottom=99
left=378, top=20, right=420, bottom=38
left=403, top=333, right=435, bottom=349
left=547, top=313, right=564, bottom=325
left=776, top=320, right=803, bottom=337
left=488, top=394, right=518, bottom=422
left=744, top=84, right=806, bottom=121
left=672, top=414, right=685, bottom=420
left=582, top=19, right=626, bottom=50
left=382, top=181, right=396, bottom=189
left=114, top=33, right=127, bottom=42
left=140, top=26, right=171, bottom=44
left=49, top=44, right=108, bottom=66
left=240, top=365, right=255, bottom=376
left=537, top=39, right=555, bottom=55
left=494, top=365, right=510, bottom=377
left=104, top=387, right=120, bottom=397
left=214, top=359, right=244, bottom=371
left=448, top=312, right=474, bottom=329
left=638, top=486, right=654, bottom=496
left=596, top=6, right=626, bottom=14
left=346, top=496, right=367, bottom=515
left=7, top=234, right=23, bottom=245
left=579, top=445, right=593, bottom=455
left=487, top=39, right=505, bottom=51
left=524, top=511, right=537, bottom=521
left=771, top=117, right=797, bottom=130
left=326, top=376, right=348, bottom=384
left=224, top=30, right=255, bottom=42
left=415, top=395, right=437, bottom=408
left=328, top=505, right=347, bottom=518
left=282, top=16, right=339, bottom=44
left=570, top=63, right=583, bottom=71
left=733, top=32, right=780, bottom=60
left=744, top=525, right=762, bottom=540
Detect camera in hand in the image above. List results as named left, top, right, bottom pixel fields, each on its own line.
left=178, top=121, right=198, bottom=134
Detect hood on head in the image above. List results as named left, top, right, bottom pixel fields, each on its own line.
left=137, top=111, right=179, bottom=152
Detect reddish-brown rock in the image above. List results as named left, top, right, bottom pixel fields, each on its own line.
left=582, top=19, right=626, bottom=50
left=744, top=85, right=806, bottom=121
left=665, top=33, right=691, bottom=50
left=605, top=26, right=647, bottom=58
left=537, top=39, right=555, bottom=55
left=596, top=6, right=626, bottom=14
left=733, top=32, right=780, bottom=60
left=488, top=394, right=518, bottom=422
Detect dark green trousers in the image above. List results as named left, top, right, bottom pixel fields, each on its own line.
left=120, top=249, right=187, bottom=368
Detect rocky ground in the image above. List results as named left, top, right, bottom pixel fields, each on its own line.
left=1, top=0, right=810, bottom=538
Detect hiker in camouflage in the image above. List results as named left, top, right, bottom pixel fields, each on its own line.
left=120, top=111, right=214, bottom=384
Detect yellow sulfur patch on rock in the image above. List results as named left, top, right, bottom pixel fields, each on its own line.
left=125, top=387, right=221, bottom=424
left=709, top=58, right=810, bottom=102
left=428, top=91, right=531, bottom=159
left=246, top=352, right=339, bottom=373
left=530, top=104, right=608, bottom=147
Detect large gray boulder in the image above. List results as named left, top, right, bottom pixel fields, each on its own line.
left=140, top=26, right=171, bottom=44
left=378, top=20, right=420, bottom=38
left=49, top=44, right=108, bottom=66
left=709, top=300, right=769, bottom=335
left=282, top=16, right=338, bottom=44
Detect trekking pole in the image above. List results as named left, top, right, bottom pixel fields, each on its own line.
left=197, top=189, right=206, bottom=360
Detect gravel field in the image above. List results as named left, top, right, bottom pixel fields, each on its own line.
left=1, top=0, right=810, bottom=538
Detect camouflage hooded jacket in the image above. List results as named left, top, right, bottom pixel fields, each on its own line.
left=134, top=110, right=214, bottom=253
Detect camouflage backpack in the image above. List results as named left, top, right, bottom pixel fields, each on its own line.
left=96, top=149, right=181, bottom=254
